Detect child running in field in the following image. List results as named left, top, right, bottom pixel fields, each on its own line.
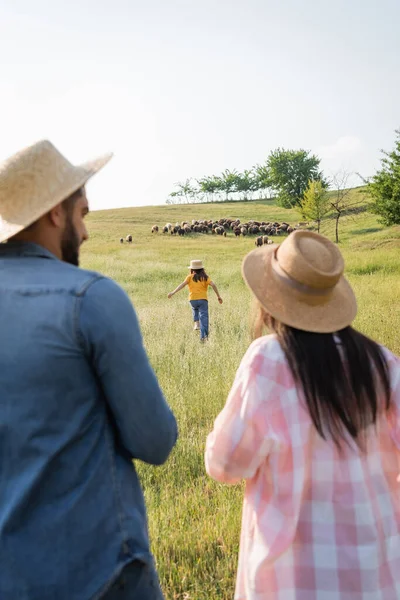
left=168, top=260, right=223, bottom=340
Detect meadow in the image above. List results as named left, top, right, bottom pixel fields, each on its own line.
left=83, top=196, right=400, bottom=600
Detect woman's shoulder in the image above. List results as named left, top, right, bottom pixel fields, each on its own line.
left=241, top=334, right=286, bottom=371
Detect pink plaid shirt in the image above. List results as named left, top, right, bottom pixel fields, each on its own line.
left=205, top=335, right=400, bottom=600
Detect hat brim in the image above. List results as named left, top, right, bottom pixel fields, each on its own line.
left=242, top=245, right=357, bottom=333
left=0, top=153, right=112, bottom=243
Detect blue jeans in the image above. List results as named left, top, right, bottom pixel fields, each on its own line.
left=190, top=299, right=209, bottom=339
left=101, top=560, right=164, bottom=599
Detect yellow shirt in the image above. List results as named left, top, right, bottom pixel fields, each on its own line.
left=185, top=274, right=211, bottom=301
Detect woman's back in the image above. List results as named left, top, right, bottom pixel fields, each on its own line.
left=206, top=335, right=400, bottom=599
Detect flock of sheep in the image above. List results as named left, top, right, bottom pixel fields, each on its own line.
left=119, top=218, right=306, bottom=246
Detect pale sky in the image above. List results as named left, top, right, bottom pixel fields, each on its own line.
left=0, top=0, right=399, bottom=210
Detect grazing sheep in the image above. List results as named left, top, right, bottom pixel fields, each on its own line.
left=162, top=226, right=168, bottom=234
left=255, top=236, right=263, bottom=247
left=178, top=228, right=185, bottom=236
left=233, top=227, right=241, bottom=237
left=287, top=226, right=294, bottom=234
left=126, top=234, right=132, bottom=243
left=262, top=235, right=269, bottom=244
left=120, top=238, right=124, bottom=243
left=240, top=227, right=247, bottom=236
left=151, top=225, right=159, bottom=233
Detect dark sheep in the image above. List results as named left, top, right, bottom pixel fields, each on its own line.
left=126, top=235, right=132, bottom=243
left=255, top=236, right=263, bottom=247
left=120, top=238, right=124, bottom=243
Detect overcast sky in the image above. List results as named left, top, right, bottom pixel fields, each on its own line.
left=0, top=0, right=399, bottom=210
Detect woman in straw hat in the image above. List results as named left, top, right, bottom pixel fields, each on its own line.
left=168, top=259, right=223, bottom=341
left=205, top=230, right=400, bottom=600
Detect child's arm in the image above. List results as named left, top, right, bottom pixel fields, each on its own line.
left=209, top=281, right=223, bottom=304
left=168, top=281, right=188, bottom=299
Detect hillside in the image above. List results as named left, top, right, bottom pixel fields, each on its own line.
left=82, top=198, right=400, bottom=600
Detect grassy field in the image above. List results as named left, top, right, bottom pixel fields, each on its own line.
left=82, top=196, right=400, bottom=600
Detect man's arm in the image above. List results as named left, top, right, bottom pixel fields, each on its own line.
left=79, top=277, right=178, bottom=465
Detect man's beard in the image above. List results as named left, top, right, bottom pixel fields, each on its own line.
left=61, top=215, right=80, bottom=266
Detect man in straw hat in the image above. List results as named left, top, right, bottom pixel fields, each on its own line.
left=0, top=141, right=177, bottom=599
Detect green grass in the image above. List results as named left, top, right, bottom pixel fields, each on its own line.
left=82, top=198, right=400, bottom=599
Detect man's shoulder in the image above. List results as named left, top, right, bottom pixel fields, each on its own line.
left=48, top=262, right=125, bottom=302
left=47, top=261, right=104, bottom=296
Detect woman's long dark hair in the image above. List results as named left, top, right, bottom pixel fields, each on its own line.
left=254, top=307, right=391, bottom=450
left=191, top=268, right=208, bottom=282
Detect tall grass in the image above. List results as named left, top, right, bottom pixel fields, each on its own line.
left=82, top=199, right=400, bottom=599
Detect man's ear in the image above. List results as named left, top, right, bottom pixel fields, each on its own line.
left=47, top=202, right=66, bottom=228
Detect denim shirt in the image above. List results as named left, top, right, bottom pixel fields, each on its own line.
left=0, top=242, right=178, bottom=600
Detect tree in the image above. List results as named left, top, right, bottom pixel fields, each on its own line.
left=254, top=163, right=272, bottom=199
left=175, top=179, right=198, bottom=203
left=301, top=180, right=330, bottom=233
left=234, top=169, right=258, bottom=201
left=220, top=169, right=238, bottom=201
left=266, top=148, right=326, bottom=208
left=330, top=171, right=364, bottom=243
left=197, top=176, right=221, bottom=202
left=368, top=129, right=400, bottom=226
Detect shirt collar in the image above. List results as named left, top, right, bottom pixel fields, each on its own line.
left=0, top=241, right=59, bottom=261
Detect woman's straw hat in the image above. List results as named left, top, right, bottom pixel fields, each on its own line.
left=242, top=230, right=357, bottom=333
left=188, top=259, right=204, bottom=269
left=0, top=140, right=112, bottom=243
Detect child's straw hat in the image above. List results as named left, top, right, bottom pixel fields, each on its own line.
left=188, top=259, right=204, bottom=269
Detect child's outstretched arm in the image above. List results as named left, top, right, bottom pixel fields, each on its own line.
left=210, top=281, right=223, bottom=304
left=168, top=281, right=188, bottom=299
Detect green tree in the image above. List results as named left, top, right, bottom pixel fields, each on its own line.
left=254, top=163, right=272, bottom=199
left=218, top=169, right=238, bottom=200
left=234, top=169, right=258, bottom=201
left=175, top=179, right=198, bottom=203
left=266, top=148, right=326, bottom=208
left=368, top=129, right=400, bottom=226
left=301, top=180, right=330, bottom=233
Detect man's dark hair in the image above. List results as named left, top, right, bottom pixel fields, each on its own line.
left=24, top=187, right=84, bottom=232
left=62, top=187, right=84, bottom=214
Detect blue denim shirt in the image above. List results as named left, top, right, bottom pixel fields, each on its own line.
left=0, top=242, right=178, bottom=600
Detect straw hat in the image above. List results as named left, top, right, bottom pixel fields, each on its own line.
left=188, top=259, right=204, bottom=269
left=0, top=140, right=112, bottom=243
left=242, top=230, right=357, bottom=333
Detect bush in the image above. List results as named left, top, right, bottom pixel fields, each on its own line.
left=368, top=129, right=400, bottom=226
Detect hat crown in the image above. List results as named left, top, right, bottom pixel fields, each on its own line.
left=0, top=140, right=78, bottom=216
left=189, top=259, right=204, bottom=269
left=277, top=230, right=344, bottom=290
left=0, top=140, right=111, bottom=242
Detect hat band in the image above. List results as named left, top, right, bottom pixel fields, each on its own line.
left=271, top=253, right=335, bottom=297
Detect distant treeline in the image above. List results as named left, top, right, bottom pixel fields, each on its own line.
left=166, top=148, right=326, bottom=209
